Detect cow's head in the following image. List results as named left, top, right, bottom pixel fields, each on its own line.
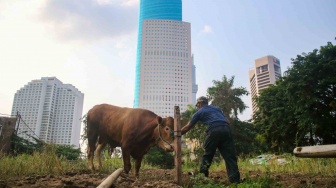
left=155, top=116, right=174, bottom=152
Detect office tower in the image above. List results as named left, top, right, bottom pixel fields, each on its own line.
left=134, top=0, right=197, bottom=117
left=249, top=55, right=282, bottom=115
left=11, top=77, right=84, bottom=148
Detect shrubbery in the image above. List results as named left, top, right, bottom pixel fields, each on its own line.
left=144, top=146, right=174, bottom=169
left=10, top=134, right=81, bottom=160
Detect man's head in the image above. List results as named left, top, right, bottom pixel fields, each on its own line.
left=195, top=96, right=208, bottom=109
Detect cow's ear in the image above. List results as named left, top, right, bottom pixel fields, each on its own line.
left=156, top=116, right=163, bottom=125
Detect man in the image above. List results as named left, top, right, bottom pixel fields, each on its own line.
left=181, top=96, right=241, bottom=183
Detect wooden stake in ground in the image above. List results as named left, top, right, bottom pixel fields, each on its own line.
left=174, top=106, right=182, bottom=185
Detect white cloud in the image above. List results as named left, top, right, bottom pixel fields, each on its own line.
left=37, top=0, right=139, bottom=43
left=200, top=25, right=213, bottom=34
left=0, top=0, right=138, bottom=116
left=94, top=0, right=139, bottom=7
left=94, top=0, right=114, bottom=5
left=61, top=52, right=135, bottom=111
left=121, top=0, right=139, bottom=7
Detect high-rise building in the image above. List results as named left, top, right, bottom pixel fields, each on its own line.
left=11, top=77, right=84, bottom=148
left=134, top=0, right=197, bottom=117
left=249, top=55, right=282, bottom=115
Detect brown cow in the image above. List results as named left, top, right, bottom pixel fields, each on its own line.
left=87, top=104, right=175, bottom=177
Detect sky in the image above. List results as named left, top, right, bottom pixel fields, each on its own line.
left=1, top=0, right=335, bottom=122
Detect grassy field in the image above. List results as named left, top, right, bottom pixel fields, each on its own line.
left=182, top=153, right=336, bottom=187
left=0, top=150, right=335, bottom=187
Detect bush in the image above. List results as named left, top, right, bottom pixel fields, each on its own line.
left=10, top=134, right=81, bottom=160
left=144, top=146, right=174, bottom=169
left=55, top=144, right=81, bottom=160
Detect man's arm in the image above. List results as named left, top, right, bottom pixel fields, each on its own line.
left=181, top=122, right=195, bottom=135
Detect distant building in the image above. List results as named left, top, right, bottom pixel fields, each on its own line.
left=133, top=0, right=197, bottom=117
left=11, top=77, right=84, bottom=148
left=249, top=55, right=282, bottom=116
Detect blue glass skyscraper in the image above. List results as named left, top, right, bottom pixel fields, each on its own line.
left=134, top=0, right=197, bottom=117
left=140, top=0, right=182, bottom=21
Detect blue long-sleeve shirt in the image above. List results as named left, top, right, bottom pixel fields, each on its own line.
left=190, top=105, right=229, bottom=131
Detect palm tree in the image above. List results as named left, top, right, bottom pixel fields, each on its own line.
left=207, top=75, right=249, bottom=120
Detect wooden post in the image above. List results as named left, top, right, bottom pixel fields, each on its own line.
left=174, top=106, right=182, bottom=185
left=293, top=144, right=336, bottom=158
left=97, top=168, right=123, bottom=188
left=0, top=117, right=17, bottom=154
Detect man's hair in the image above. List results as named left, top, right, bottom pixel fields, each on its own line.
left=196, top=96, right=208, bottom=105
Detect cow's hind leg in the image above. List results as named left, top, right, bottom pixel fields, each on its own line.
left=87, top=144, right=96, bottom=171
left=87, top=123, right=98, bottom=171
left=96, top=141, right=106, bottom=169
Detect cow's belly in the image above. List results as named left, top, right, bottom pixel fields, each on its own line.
left=109, top=140, right=121, bottom=148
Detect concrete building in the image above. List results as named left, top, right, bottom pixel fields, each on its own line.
left=11, top=77, right=84, bottom=148
left=249, top=55, right=282, bottom=115
left=133, top=0, right=197, bottom=117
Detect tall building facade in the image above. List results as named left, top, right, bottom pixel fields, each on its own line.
left=11, top=77, right=84, bottom=148
left=249, top=55, right=282, bottom=115
left=134, top=0, right=197, bottom=117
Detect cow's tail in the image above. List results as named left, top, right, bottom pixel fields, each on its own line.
left=86, top=112, right=99, bottom=159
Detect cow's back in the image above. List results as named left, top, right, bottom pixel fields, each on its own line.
left=87, top=104, right=156, bottom=146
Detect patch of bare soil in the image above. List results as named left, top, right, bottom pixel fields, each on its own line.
left=0, top=169, right=335, bottom=188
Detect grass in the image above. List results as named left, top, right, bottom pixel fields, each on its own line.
left=183, top=153, right=336, bottom=187
left=1, top=150, right=335, bottom=187
left=234, top=154, right=336, bottom=176
left=0, top=146, right=87, bottom=179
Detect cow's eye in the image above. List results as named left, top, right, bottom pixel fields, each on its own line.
left=165, top=127, right=169, bottom=131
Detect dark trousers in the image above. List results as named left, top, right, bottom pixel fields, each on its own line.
left=200, top=125, right=240, bottom=183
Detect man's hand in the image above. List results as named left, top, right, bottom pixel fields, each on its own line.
left=181, top=122, right=194, bottom=135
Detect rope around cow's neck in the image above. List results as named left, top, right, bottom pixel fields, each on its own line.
left=155, top=123, right=174, bottom=148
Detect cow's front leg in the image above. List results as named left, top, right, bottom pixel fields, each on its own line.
left=122, top=149, right=132, bottom=174
left=135, top=155, right=144, bottom=178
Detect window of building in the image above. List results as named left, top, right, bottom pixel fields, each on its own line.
left=274, top=65, right=280, bottom=73
left=257, top=65, right=268, bottom=74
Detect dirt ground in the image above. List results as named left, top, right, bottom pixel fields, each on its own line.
left=0, top=169, right=335, bottom=188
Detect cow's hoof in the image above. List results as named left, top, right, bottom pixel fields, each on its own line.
left=131, top=178, right=138, bottom=186
left=120, top=172, right=135, bottom=183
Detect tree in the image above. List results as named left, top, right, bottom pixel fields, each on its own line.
left=207, top=75, right=259, bottom=154
left=283, top=41, right=336, bottom=145
left=80, top=114, right=88, bottom=146
left=207, top=75, right=249, bottom=120
left=182, top=76, right=258, bottom=156
left=181, top=104, right=206, bottom=161
left=253, top=83, right=299, bottom=153
left=230, top=119, right=261, bottom=155
left=254, top=39, right=336, bottom=152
